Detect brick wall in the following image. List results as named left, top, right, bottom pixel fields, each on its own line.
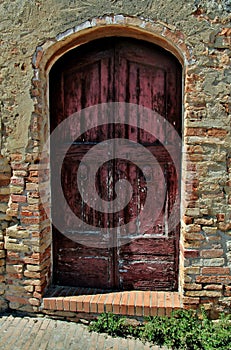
left=0, top=1, right=230, bottom=317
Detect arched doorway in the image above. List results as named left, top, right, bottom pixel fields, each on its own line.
left=49, top=37, right=182, bottom=291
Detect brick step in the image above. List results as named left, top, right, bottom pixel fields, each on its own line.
left=43, top=286, right=183, bottom=317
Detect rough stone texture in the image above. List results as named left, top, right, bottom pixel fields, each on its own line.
left=0, top=0, right=230, bottom=316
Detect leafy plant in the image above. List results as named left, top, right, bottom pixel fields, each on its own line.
left=89, top=312, right=129, bottom=337
left=89, top=309, right=231, bottom=350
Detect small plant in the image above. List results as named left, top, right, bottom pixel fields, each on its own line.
left=89, top=309, right=231, bottom=350
left=203, top=313, right=231, bottom=350
left=89, top=312, right=130, bottom=337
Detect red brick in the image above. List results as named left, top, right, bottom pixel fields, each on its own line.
left=20, top=217, right=40, bottom=224
left=48, top=298, right=57, bottom=310
left=196, top=275, right=231, bottom=284
left=33, top=291, right=42, bottom=299
left=27, top=177, right=39, bottom=183
left=185, top=127, right=206, bottom=136
left=35, top=283, right=47, bottom=293
left=43, top=298, right=50, bottom=309
left=207, top=128, right=227, bottom=138
left=10, top=177, right=24, bottom=186
left=218, top=222, right=231, bottom=231
left=11, top=163, right=29, bottom=171
left=98, top=294, right=107, bottom=314
left=113, top=293, right=121, bottom=314
left=82, top=295, right=92, bottom=313
left=225, top=286, right=231, bottom=296
left=120, top=292, right=129, bottom=315
left=6, top=295, right=28, bottom=304
left=127, top=291, right=136, bottom=316
left=184, top=249, right=199, bottom=258
left=56, top=297, right=64, bottom=310
left=200, top=250, right=223, bottom=258
left=0, top=178, right=10, bottom=186
left=201, top=267, right=230, bottom=275
left=183, top=216, right=193, bottom=224
left=7, top=251, right=20, bottom=258
left=174, top=293, right=182, bottom=309
left=11, top=194, right=27, bottom=203
left=135, top=291, right=143, bottom=316
left=29, top=171, right=39, bottom=177
left=21, top=210, right=34, bottom=217
left=157, top=292, right=165, bottom=316
left=104, top=293, right=113, bottom=313
left=0, top=194, right=10, bottom=202
left=0, top=275, right=5, bottom=283
left=183, top=297, right=200, bottom=305
left=69, top=297, right=77, bottom=312
left=63, top=297, right=70, bottom=311
left=76, top=296, right=85, bottom=312
left=143, top=291, right=151, bottom=317
left=90, top=294, right=100, bottom=313
left=0, top=173, right=10, bottom=181
left=150, top=292, right=157, bottom=316
left=24, top=258, right=40, bottom=264
left=6, top=273, right=23, bottom=279
left=216, top=213, right=225, bottom=222
left=165, top=293, right=174, bottom=316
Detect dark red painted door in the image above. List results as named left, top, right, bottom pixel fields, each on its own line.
left=50, top=37, right=182, bottom=290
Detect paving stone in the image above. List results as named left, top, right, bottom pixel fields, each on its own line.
left=0, top=314, right=169, bottom=350
left=35, top=318, right=56, bottom=350
left=4, top=317, right=29, bottom=350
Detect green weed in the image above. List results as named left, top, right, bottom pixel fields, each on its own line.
left=89, top=309, right=231, bottom=349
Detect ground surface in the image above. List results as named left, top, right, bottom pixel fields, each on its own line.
left=0, top=314, right=168, bottom=349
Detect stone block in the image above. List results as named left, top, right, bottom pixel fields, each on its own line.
left=203, top=258, right=225, bottom=267
left=185, top=290, right=222, bottom=297
left=185, top=208, right=201, bottom=217
left=4, top=241, right=30, bottom=253
left=24, top=270, right=41, bottom=278
left=28, top=297, right=40, bottom=306
left=6, top=265, right=23, bottom=273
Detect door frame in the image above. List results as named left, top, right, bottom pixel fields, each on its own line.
left=49, top=36, right=182, bottom=291
left=34, top=15, right=189, bottom=294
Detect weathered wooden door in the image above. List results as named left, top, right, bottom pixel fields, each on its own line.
left=50, top=37, right=182, bottom=290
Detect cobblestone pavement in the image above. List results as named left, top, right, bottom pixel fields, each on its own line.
left=0, top=314, right=168, bottom=350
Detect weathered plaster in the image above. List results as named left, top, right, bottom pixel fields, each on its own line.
left=0, top=1, right=230, bottom=316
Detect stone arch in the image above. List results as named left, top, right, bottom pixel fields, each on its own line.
left=35, top=16, right=191, bottom=72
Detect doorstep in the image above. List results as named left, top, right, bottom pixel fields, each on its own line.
left=43, top=286, right=183, bottom=318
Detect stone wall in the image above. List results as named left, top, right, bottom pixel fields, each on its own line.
left=0, top=0, right=230, bottom=317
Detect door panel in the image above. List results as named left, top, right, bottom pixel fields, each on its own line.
left=50, top=37, right=181, bottom=290
left=114, top=40, right=181, bottom=290
left=51, top=41, right=116, bottom=289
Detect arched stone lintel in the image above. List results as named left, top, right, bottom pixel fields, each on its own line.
left=33, top=15, right=191, bottom=74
